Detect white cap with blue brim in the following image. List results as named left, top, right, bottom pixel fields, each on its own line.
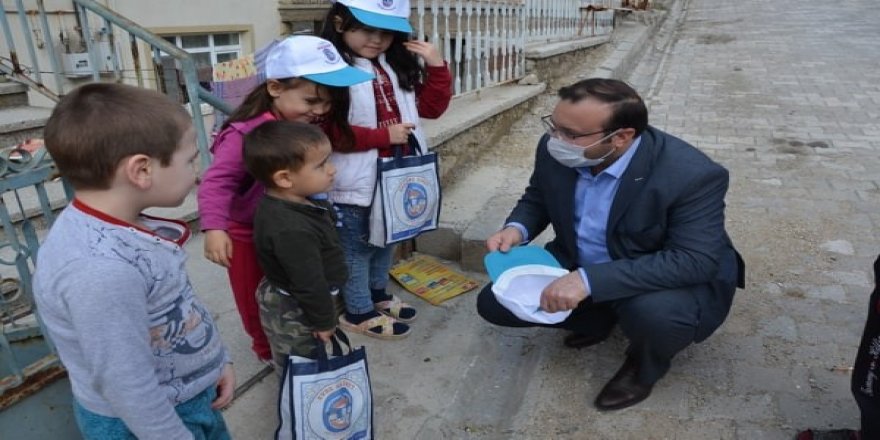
left=484, top=246, right=573, bottom=325
left=264, top=35, right=375, bottom=87
left=334, top=0, right=413, bottom=34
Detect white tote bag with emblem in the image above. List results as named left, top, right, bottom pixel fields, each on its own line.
left=368, top=135, right=441, bottom=247
left=277, top=330, right=372, bottom=440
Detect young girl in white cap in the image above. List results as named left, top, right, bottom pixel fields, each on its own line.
left=198, top=35, right=373, bottom=362
left=320, top=0, right=452, bottom=339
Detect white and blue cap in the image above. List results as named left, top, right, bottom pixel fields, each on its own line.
left=335, top=0, right=413, bottom=34
left=484, top=246, right=572, bottom=324
left=263, top=35, right=374, bottom=86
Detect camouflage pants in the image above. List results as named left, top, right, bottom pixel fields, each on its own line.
left=256, top=279, right=320, bottom=369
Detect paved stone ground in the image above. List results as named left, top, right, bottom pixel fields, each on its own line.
left=221, top=1, right=880, bottom=438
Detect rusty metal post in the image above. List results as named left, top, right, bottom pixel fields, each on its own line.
left=0, top=1, right=22, bottom=73
left=129, top=32, right=144, bottom=88
left=13, top=0, right=43, bottom=84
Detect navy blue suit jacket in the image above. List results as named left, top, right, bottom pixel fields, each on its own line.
left=508, top=126, right=745, bottom=340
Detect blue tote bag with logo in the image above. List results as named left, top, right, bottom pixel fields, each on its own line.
left=276, top=331, right=373, bottom=440
left=368, top=135, right=441, bottom=247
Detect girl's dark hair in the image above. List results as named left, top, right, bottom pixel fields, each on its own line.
left=223, top=77, right=354, bottom=150
left=325, top=85, right=354, bottom=151
left=223, top=78, right=301, bottom=128
left=320, top=3, right=424, bottom=92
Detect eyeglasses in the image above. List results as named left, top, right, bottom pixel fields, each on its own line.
left=541, top=115, right=608, bottom=140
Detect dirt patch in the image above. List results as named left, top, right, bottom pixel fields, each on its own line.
left=772, top=137, right=832, bottom=154
left=695, top=33, right=736, bottom=44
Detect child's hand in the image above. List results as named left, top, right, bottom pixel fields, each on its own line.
left=403, top=40, right=444, bottom=67
left=204, top=230, right=233, bottom=268
left=387, top=123, right=416, bottom=144
left=211, top=363, right=236, bottom=409
left=313, top=328, right=335, bottom=343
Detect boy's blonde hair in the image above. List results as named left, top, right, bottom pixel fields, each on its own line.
left=44, top=83, right=191, bottom=190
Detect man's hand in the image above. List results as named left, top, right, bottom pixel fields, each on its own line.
left=204, top=230, right=233, bottom=268
left=211, top=363, right=235, bottom=409
left=486, top=226, right=524, bottom=252
left=540, top=271, right=589, bottom=313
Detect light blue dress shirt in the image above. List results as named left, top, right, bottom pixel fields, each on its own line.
left=507, top=136, right=642, bottom=296
left=573, top=136, right=641, bottom=293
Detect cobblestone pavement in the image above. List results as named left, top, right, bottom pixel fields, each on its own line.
left=222, top=1, right=880, bottom=438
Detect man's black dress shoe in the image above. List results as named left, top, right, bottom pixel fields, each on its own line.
left=594, top=356, right=654, bottom=411
left=563, top=331, right=610, bottom=349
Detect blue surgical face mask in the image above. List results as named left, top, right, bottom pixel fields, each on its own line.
left=546, top=129, right=620, bottom=168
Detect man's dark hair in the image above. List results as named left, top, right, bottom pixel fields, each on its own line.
left=244, top=120, right=328, bottom=188
left=43, top=83, right=191, bottom=190
left=557, top=78, right=648, bottom=136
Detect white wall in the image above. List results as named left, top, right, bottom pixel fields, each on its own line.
left=112, top=0, right=282, bottom=52
left=2, top=0, right=282, bottom=102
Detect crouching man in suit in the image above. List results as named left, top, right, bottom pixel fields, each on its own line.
left=477, top=78, right=745, bottom=410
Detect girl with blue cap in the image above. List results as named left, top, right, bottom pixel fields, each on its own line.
left=321, top=0, right=453, bottom=339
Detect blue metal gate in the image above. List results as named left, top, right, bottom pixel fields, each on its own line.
left=0, top=146, right=79, bottom=438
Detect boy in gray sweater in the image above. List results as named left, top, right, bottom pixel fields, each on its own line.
left=33, top=83, right=234, bottom=439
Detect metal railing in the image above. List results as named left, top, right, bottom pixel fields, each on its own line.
left=410, top=0, right=617, bottom=96
left=0, top=0, right=231, bottom=170
left=524, top=0, right=615, bottom=43
left=0, top=0, right=231, bottom=412
left=0, top=146, right=70, bottom=410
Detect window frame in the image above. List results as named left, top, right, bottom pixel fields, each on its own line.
left=162, top=32, right=243, bottom=68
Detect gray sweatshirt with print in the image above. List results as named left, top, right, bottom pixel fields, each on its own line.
left=33, top=203, right=229, bottom=439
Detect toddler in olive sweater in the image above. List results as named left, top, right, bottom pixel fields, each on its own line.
left=244, top=120, right=348, bottom=367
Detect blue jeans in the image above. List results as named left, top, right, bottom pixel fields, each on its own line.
left=73, top=386, right=230, bottom=440
left=336, top=204, right=395, bottom=314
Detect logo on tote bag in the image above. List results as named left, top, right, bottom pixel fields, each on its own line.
left=323, top=388, right=353, bottom=432
left=305, top=376, right=369, bottom=438
left=403, top=182, right=428, bottom=219
left=390, top=176, right=434, bottom=227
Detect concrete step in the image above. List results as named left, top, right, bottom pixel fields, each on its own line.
left=0, top=82, right=29, bottom=110
left=0, top=105, right=51, bottom=147
left=421, top=82, right=545, bottom=188
left=0, top=179, right=68, bottom=225
left=417, top=164, right=513, bottom=262
left=417, top=99, right=554, bottom=273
